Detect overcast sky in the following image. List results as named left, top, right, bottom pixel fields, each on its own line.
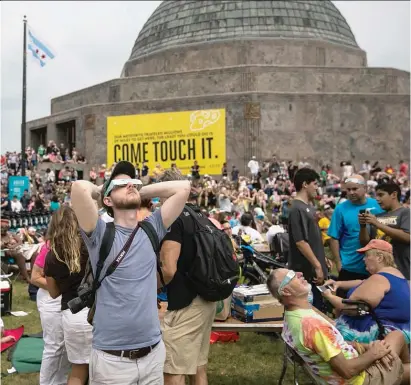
left=1, top=1, right=410, bottom=153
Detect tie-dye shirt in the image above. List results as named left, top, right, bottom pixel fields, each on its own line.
left=282, top=308, right=365, bottom=385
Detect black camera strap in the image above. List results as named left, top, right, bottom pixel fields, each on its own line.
left=94, top=223, right=140, bottom=291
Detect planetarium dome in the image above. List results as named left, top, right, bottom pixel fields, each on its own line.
left=128, top=0, right=358, bottom=62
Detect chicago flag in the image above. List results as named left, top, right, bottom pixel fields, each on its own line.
left=27, top=29, right=55, bottom=67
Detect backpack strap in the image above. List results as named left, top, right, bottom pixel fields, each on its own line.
left=92, top=222, right=115, bottom=292
left=183, top=205, right=203, bottom=227
left=139, top=220, right=166, bottom=288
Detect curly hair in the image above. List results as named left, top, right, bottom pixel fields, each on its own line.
left=46, top=205, right=82, bottom=274
left=158, top=168, right=186, bottom=182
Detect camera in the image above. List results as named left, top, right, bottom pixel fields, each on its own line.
left=67, top=283, right=95, bottom=314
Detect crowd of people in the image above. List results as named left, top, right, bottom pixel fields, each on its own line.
left=0, top=145, right=410, bottom=385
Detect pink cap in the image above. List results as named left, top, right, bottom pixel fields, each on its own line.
left=357, top=239, right=393, bottom=254
left=209, top=217, right=223, bottom=230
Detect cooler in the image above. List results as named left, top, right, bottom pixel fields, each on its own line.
left=231, top=284, right=283, bottom=323
left=1, top=280, right=12, bottom=316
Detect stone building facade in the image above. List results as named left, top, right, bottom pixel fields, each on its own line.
left=27, top=0, right=410, bottom=174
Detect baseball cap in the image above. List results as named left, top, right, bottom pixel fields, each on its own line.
left=103, top=161, right=136, bottom=193
left=102, top=161, right=137, bottom=216
left=357, top=239, right=392, bottom=254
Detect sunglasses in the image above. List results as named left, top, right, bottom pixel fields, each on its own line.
left=278, top=270, right=296, bottom=296
left=104, top=179, right=143, bottom=197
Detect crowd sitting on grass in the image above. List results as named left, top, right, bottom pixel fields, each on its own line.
left=0, top=150, right=409, bottom=384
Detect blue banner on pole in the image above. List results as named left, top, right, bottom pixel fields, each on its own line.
left=8, top=176, right=30, bottom=200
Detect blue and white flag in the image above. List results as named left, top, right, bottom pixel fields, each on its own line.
left=27, top=29, right=55, bottom=67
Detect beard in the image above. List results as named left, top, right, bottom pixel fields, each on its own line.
left=112, top=195, right=141, bottom=211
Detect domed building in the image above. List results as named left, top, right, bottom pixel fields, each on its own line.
left=27, top=0, right=410, bottom=174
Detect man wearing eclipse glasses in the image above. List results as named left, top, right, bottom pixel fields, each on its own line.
left=268, top=268, right=407, bottom=385
left=71, top=161, right=190, bottom=385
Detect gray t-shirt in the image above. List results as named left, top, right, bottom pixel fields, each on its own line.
left=288, top=199, right=328, bottom=281
left=372, top=207, right=410, bottom=280
left=80, top=209, right=167, bottom=350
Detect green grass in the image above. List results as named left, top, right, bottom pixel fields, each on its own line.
left=2, top=281, right=313, bottom=385
left=2, top=280, right=40, bottom=385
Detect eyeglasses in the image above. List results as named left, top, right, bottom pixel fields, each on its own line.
left=278, top=270, right=296, bottom=296
left=104, top=178, right=143, bottom=197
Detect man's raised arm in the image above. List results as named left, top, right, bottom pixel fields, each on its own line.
left=71, top=180, right=101, bottom=233
left=139, top=180, right=190, bottom=229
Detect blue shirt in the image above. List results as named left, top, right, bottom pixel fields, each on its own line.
left=328, top=198, right=384, bottom=274
left=50, top=201, right=60, bottom=212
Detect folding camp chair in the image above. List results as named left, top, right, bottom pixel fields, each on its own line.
left=278, top=339, right=322, bottom=385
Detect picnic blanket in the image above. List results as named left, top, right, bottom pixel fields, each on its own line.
left=11, top=334, right=44, bottom=373
left=1, top=325, right=24, bottom=352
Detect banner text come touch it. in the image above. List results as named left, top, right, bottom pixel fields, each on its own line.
left=107, top=109, right=226, bottom=175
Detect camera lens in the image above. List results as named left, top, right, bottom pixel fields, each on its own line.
left=67, top=297, right=85, bottom=314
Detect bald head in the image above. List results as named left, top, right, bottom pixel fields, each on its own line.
left=344, top=174, right=366, bottom=203
left=344, top=174, right=365, bottom=185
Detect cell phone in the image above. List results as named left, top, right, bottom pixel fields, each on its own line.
left=359, top=209, right=366, bottom=215
left=317, top=284, right=333, bottom=293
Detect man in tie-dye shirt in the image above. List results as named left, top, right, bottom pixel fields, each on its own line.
left=267, top=268, right=408, bottom=385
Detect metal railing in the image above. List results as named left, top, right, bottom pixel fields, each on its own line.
left=1, top=210, right=51, bottom=234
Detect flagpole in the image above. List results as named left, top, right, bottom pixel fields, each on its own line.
left=21, top=15, right=27, bottom=177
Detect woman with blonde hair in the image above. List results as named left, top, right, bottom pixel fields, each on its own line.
left=44, top=206, right=92, bottom=385
left=323, top=239, right=410, bottom=346
left=32, top=243, right=70, bottom=385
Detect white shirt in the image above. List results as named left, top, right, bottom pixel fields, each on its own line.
left=232, top=225, right=264, bottom=243
left=367, top=180, right=378, bottom=188
left=46, top=171, right=55, bottom=183
left=254, top=207, right=265, bottom=218
left=98, top=209, right=114, bottom=223
left=361, top=163, right=371, bottom=172
left=247, top=160, right=259, bottom=174
left=9, top=155, right=17, bottom=164
left=266, top=225, right=286, bottom=246
left=11, top=200, right=23, bottom=213
left=342, top=165, right=353, bottom=178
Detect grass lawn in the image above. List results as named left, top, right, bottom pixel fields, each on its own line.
left=2, top=281, right=314, bottom=385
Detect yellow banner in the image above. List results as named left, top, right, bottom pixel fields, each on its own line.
left=107, top=109, right=226, bottom=175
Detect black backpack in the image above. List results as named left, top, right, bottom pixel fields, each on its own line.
left=184, top=205, right=239, bottom=302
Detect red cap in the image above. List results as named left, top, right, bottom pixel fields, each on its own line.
left=357, top=239, right=393, bottom=254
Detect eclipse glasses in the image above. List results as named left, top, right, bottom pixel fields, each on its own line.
left=104, top=178, right=143, bottom=197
